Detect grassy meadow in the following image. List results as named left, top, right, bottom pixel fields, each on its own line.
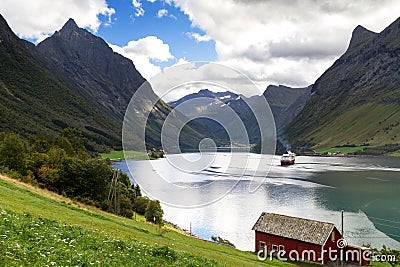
left=297, top=103, right=400, bottom=150
left=0, top=174, right=294, bottom=266
left=315, top=146, right=367, bottom=154
left=100, top=150, right=149, bottom=160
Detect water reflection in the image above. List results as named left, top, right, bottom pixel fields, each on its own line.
left=114, top=153, right=400, bottom=250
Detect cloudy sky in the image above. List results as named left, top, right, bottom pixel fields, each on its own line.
left=1, top=0, right=400, bottom=95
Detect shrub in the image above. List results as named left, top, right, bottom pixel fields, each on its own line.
left=144, top=200, right=163, bottom=226
left=135, top=196, right=150, bottom=215
left=151, top=246, right=177, bottom=261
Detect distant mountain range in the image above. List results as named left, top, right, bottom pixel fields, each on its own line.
left=2, top=12, right=399, bottom=155
left=0, top=15, right=205, bottom=151
left=287, top=17, right=400, bottom=152
left=169, top=89, right=253, bottom=144
left=169, top=85, right=311, bottom=151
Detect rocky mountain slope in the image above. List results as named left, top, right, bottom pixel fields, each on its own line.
left=287, top=17, right=400, bottom=152
left=263, top=85, right=312, bottom=131
left=0, top=14, right=120, bottom=150
left=169, top=89, right=252, bottom=143
left=0, top=15, right=205, bottom=151
left=31, top=19, right=145, bottom=121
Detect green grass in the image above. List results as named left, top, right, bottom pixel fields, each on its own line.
left=0, top=174, right=293, bottom=266
left=390, top=151, right=400, bottom=157
left=371, top=263, right=392, bottom=267
left=315, top=146, right=367, bottom=154
left=100, top=150, right=149, bottom=160
left=0, top=208, right=217, bottom=266
left=297, top=103, right=400, bottom=149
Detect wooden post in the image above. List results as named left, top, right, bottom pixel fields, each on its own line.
left=341, top=210, right=344, bottom=266
left=114, top=172, right=117, bottom=214
left=108, top=172, right=115, bottom=213
left=341, top=210, right=344, bottom=237
left=117, top=172, right=121, bottom=215
left=108, top=171, right=121, bottom=216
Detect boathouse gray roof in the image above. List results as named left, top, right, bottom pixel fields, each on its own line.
left=252, top=212, right=336, bottom=246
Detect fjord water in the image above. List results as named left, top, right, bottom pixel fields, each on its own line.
left=114, top=153, right=400, bottom=251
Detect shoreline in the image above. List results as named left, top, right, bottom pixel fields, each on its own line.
left=105, top=152, right=400, bottom=162
left=101, top=150, right=165, bottom=162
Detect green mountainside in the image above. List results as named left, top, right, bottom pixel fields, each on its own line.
left=0, top=15, right=120, bottom=151
left=287, top=18, right=400, bottom=152
left=0, top=15, right=206, bottom=151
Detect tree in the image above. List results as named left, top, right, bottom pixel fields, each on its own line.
left=0, top=133, right=28, bottom=173
left=56, top=155, right=84, bottom=196
left=135, top=184, right=142, bottom=197
left=56, top=128, right=88, bottom=159
left=135, top=196, right=149, bottom=215
left=30, top=135, right=52, bottom=153
left=120, top=195, right=134, bottom=218
left=145, top=200, right=164, bottom=226
left=81, top=159, right=112, bottom=202
left=37, top=165, right=60, bottom=190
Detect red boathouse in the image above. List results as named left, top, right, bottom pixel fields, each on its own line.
left=252, top=212, right=370, bottom=265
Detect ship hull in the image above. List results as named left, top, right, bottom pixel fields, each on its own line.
left=281, top=160, right=295, bottom=166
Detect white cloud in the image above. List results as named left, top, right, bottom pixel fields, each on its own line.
left=172, top=0, right=400, bottom=88
left=124, top=36, right=173, bottom=61
left=157, top=9, right=168, bottom=18
left=156, top=8, right=177, bottom=20
left=132, top=0, right=145, bottom=17
left=150, top=62, right=265, bottom=102
left=109, top=36, right=174, bottom=79
left=0, top=0, right=114, bottom=41
left=147, top=0, right=157, bottom=3
left=186, top=32, right=212, bottom=42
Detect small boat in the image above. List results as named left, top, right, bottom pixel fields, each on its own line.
left=281, top=151, right=295, bottom=166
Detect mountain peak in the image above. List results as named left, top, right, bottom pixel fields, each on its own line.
left=378, top=16, right=400, bottom=40
left=0, top=14, right=17, bottom=42
left=347, top=25, right=377, bottom=50
left=385, top=16, right=400, bottom=30
left=0, top=13, right=7, bottom=26
left=63, top=18, right=79, bottom=29
left=56, top=18, right=80, bottom=38
left=198, top=89, right=214, bottom=95
left=198, top=89, right=212, bottom=93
